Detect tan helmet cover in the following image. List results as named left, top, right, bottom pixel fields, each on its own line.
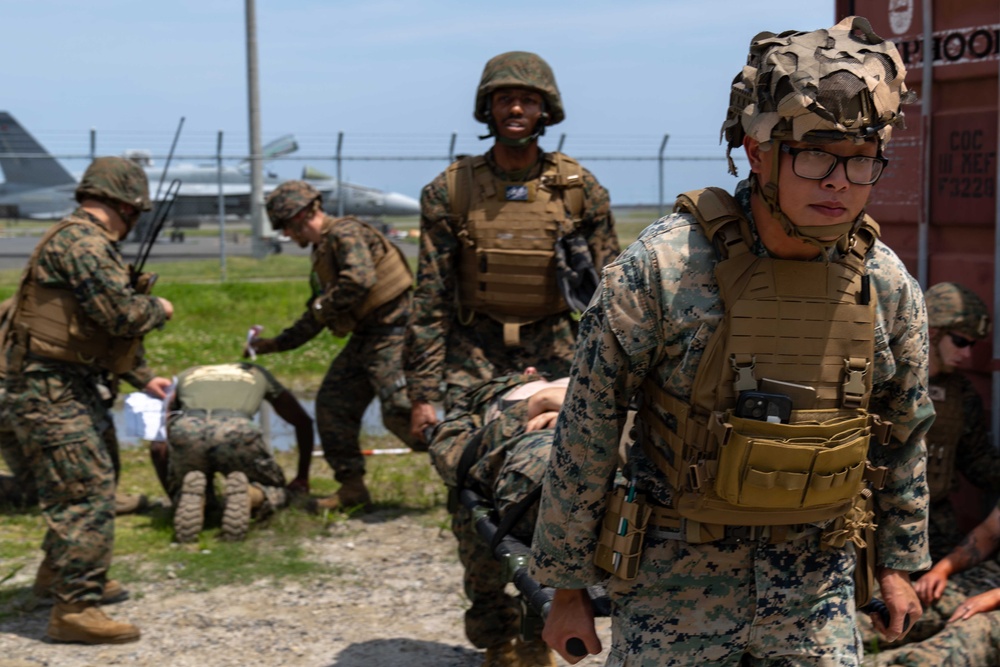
left=722, top=16, right=913, bottom=164
left=925, top=282, right=992, bottom=339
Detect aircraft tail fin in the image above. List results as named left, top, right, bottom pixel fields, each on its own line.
left=0, top=112, right=76, bottom=187
left=238, top=134, right=299, bottom=170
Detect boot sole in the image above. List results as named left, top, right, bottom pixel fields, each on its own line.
left=47, top=627, right=141, bottom=644
left=221, top=472, right=251, bottom=541
left=174, top=471, right=207, bottom=544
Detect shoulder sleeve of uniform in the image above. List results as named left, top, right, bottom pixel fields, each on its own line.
left=420, top=169, right=452, bottom=231
left=601, top=253, right=661, bottom=357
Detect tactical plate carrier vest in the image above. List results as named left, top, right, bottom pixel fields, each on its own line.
left=5, top=216, right=144, bottom=376
left=446, top=152, right=585, bottom=325
left=925, top=373, right=964, bottom=503
left=311, top=216, right=413, bottom=332
left=636, top=188, right=890, bottom=532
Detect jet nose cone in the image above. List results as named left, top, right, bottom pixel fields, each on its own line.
left=382, top=192, right=420, bottom=216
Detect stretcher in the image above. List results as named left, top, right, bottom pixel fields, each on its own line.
left=459, top=487, right=610, bottom=657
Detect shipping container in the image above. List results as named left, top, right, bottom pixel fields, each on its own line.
left=836, top=0, right=1000, bottom=439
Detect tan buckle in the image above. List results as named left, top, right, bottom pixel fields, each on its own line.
left=730, top=354, right=757, bottom=393
left=842, top=358, right=869, bottom=408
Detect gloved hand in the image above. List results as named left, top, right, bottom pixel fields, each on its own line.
left=244, top=336, right=279, bottom=358
left=554, top=234, right=600, bottom=313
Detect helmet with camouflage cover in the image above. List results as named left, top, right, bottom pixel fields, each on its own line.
left=266, top=180, right=321, bottom=230
left=925, top=282, right=991, bottom=340
left=474, top=51, right=564, bottom=143
left=720, top=16, right=914, bottom=247
left=75, top=156, right=152, bottom=211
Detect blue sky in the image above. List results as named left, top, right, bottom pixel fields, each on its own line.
left=2, top=1, right=837, bottom=205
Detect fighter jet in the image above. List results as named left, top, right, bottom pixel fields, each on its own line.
left=0, top=112, right=421, bottom=225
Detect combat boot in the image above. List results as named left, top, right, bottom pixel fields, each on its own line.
left=173, top=470, right=207, bottom=543
left=482, top=640, right=518, bottom=667
left=511, top=637, right=557, bottom=667
left=221, top=471, right=251, bottom=541
left=114, top=492, right=149, bottom=515
left=47, top=601, right=140, bottom=644
left=32, top=559, right=129, bottom=605
left=310, top=476, right=372, bottom=513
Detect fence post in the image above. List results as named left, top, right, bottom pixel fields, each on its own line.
left=217, top=130, right=227, bottom=281
left=657, top=134, right=670, bottom=219
left=336, top=131, right=344, bottom=217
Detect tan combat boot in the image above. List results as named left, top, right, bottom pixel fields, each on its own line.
left=311, top=476, right=373, bottom=513
left=114, top=492, right=149, bottom=515
left=47, top=601, right=140, bottom=644
left=482, top=639, right=518, bottom=667
left=221, top=471, right=251, bottom=541
left=173, top=470, right=207, bottom=543
left=511, top=637, right=558, bottom=667
left=33, top=559, right=129, bottom=605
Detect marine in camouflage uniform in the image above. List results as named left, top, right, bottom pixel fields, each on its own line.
left=530, top=18, right=933, bottom=666
left=921, top=283, right=997, bottom=560
left=430, top=373, right=566, bottom=666
left=2, top=156, right=173, bottom=644
left=406, top=51, right=619, bottom=443
left=248, top=180, right=416, bottom=510
left=166, top=363, right=313, bottom=542
left=875, top=501, right=1000, bottom=665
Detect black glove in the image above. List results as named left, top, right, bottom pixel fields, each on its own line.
left=554, top=234, right=600, bottom=312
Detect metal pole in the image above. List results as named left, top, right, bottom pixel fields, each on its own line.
left=245, top=0, right=267, bottom=259
left=336, top=131, right=344, bottom=218
left=89, top=128, right=96, bottom=161
left=448, top=132, right=457, bottom=163
left=658, top=134, right=670, bottom=219
left=557, top=133, right=566, bottom=153
left=217, top=130, right=227, bottom=282
left=917, top=0, right=932, bottom=289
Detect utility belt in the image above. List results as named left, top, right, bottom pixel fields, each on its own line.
left=182, top=408, right=249, bottom=420
left=595, top=483, right=877, bottom=602
left=646, top=502, right=820, bottom=545
left=456, top=306, right=561, bottom=347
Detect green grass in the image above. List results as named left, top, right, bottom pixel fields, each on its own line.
left=0, top=446, right=449, bottom=618
left=141, top=279, right=346, bottom=390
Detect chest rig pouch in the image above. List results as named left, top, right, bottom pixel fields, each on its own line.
left=638, top=188, right=891, bottom=529
left=7, top=217, right=144, bottom=376
left=446, top=152, right=585, bottom=343
left=925, top=374, right=964, bottom=502
left=311, top=216, right=413, bottom=335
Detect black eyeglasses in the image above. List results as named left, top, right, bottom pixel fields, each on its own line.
left=948, top=332, right=976, bottom=349
left=780, top=144, right=889, bottom=185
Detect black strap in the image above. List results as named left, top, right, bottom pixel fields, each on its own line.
left=454, top=427, right=488, bottom=498
left=490, top=485, right=543, bottom=551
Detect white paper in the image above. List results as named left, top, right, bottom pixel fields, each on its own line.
left=123, top=392, right=167, bottom=441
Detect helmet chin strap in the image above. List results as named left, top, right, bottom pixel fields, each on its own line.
left=755, top=139, right=862, bottom=256
left=479, top=105, right=549, bottom=145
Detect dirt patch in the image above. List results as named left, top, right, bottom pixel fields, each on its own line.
left=0, top=511, right=612, bottom=666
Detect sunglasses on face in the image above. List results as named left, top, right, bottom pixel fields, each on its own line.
left=948, top=332, right=976, bottom=349
left=780, top=144, right=888, bottom=185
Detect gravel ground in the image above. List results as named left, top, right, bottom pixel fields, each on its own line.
left=0, top=511, right=612, bottom=667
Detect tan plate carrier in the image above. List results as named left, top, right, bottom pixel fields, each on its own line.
left=446, top=152, right=585, bottom=345
left=4, top=217, right=147, bottom=376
